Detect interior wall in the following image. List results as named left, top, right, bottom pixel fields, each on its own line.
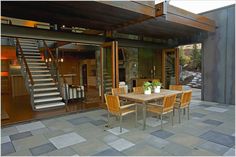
left=59, top=55, right=80, bottom=85
left=202, top=5, right=235, bottom=105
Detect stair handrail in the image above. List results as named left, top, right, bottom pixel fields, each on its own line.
left=16, top=38, right=34, bottom=86
left=43, top=40, right=68, bottom=107
left=43, top=40, right=67, bottom=84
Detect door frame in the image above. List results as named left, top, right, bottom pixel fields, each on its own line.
left=100, top=41, right=119, bottom=101
left=161, top=48, right=179, bottom=88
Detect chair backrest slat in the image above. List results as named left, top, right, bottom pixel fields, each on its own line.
left=163, top=94, right=177, bottom=112
left=112, top=87, right=126, bottom=96
left=180, top=90, right=192, bottom=107
left=133, top=87, right=144, bottom=94
left=105, top=94, right=120, bottom=114
left=169, top=85, right=184, bottom=91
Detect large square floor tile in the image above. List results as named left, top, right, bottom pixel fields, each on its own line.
left=107, top=138, right=135, bottom=151
left=205, top=107, right=228, bottom=113
left=92, top=148, right=125, bottom=156
left=150, top=129, right=174, bottom=139
left=10, top=131, right=33, bottom=141
left=191, top=112, right=206, bottom=118
left=202, top=119, right=223, bottom=126
left=139, top=117, right=167, bottom=127
left=1, top=136, right=11, bottom=144
left=199, top=130, right=235, bottom=147
left=198, top=141, right=230, bottom=155
left=67, top=117, right=92, bottom=125
left=49, top=132, right=86, bottom=149
left=90, top=119, right=107, bottom=126
left=1, top=142, right=16, bottom=155
left=29, top=143, right=57, bottom=156
left=16, top=121, right=46, bottom=133
left=107, top=127, right=129, bottom=135
left=223, top=148, right=235, bottom=156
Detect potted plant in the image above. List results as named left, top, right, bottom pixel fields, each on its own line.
left=143, top=82, right=152, bottom=95
left=152, top=80, right=161, bottom=93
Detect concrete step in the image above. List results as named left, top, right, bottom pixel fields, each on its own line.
left=23, top=52, right=41, bottom=56
left=29, top=66, right=47, bottom=69
left=34, top=97, right=62, bottom=103
left=34, top=87, right=57, bottom=92
left=34, top=92, right=60, bottom=97
left=27, top=62, right=45, bottom=65
left=32, top=82, right=56, bottom=87
left=32, top=74, right=51, bottom=77
left=30, top=78, right=53, bottom=82
left=19, top=42, right=37, bottom=46
left=24, top=55, right=42, bottom=59
left=21, top=49, right=39, bottom=52
left=30, top=70, right=50, bottom=73
left=35, top=101, right=65, bottom=110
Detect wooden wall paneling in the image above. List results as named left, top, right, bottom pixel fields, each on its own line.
left=111, top=41, right=115, bottom=88
left=11, top=75, right=28, bottom=97
left=100, top=47, right=104, bottom=101
left=161, top=49, right=166, bottom=88
left=115, top=41, right=119, bottom=88
left=175, top=48, right=179, bottom=85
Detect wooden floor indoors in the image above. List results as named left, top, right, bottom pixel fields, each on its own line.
left=1, top=88, right=105, bottom=126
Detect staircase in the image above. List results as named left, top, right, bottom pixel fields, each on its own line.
left=16, top=38, right=65, bottom=111
left=103, top=69, right=113, bottom=94
left=164, top=54, right=176, bottom=88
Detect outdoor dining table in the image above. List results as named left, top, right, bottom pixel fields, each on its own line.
left=119, top=89, right=182, bottom=130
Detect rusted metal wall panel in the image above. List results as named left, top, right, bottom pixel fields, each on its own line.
left=202, top=5, right=235, bottom=105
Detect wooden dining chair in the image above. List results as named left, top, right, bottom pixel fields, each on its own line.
left=112, top=87, right=127, bottom=95
left=173, top=90, right=192, bottom=123
left=147, top=94, right=177, bottom=129
left=104, top=94, right=137, bottom=132
left=133, top=87, right=144, bottom=94
left=169, top=85, right=184, bottom=91
left=112, top=87, right=130, bottom=105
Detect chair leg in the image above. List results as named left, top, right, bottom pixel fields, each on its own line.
left=183, top=108, right=186, bottom=115
left=178, top=108, right=181, bottom=123
left=107, top=112, right=110, bottom=127
left=173, top=108, right=175, bottom=116
left=188, top=106, right=190, bottom=120
left=120, top=116, right=123, bottom=133
left=171, top=112, right=173, bottom=126
left=160, top=114, right=163, bottom=129
left=135, top=106, right=138, bottom=127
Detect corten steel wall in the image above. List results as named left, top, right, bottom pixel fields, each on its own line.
left=202, top=5, right=235, bottom=105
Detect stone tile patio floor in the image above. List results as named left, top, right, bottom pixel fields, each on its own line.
left=1, top=99, right=235, bottom=156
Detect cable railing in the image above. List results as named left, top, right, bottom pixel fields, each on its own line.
left=16, top=38, right=35, bottom=109
left=16, top=38, right=34, bottom=86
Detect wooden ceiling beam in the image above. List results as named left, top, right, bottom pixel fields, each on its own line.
left=155, top=2, right=216, bottom=32
left=98, top=1, right=155, bottom=17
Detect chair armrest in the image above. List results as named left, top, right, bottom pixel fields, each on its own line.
left=147, top=102, right=163, bottom=107
left=120, top=103, right=136, bottom=109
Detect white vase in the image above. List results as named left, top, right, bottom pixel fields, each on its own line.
left=154, top=86, right=161, bottom=93
left=144, top=88, right=152, bottom=95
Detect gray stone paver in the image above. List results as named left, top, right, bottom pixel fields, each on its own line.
left=1, top=142, right=16, bottom=155
left=29, top=143, right=57, bottom=156
left=12, top=134, right=49, bottom=151
left=10, top=131, right=33, bottom=141
left=45, top=147, right=78, bottom=156
left=198, top=141, right=231, bottom=155
left=199, top=130, right=235, bottom=148
left=1, top=97, right=234, bottom=156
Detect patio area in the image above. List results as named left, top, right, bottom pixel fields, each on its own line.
left=1, top=94, right=235, bottom=156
